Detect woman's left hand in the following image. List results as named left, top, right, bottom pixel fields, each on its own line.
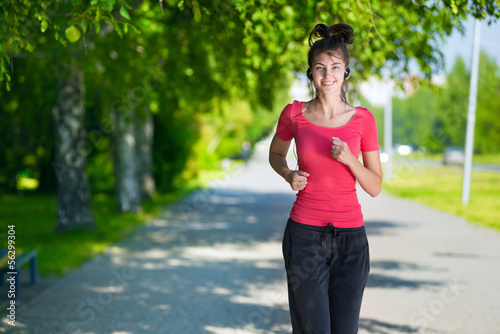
left=331, top=137, right=355, bottom=166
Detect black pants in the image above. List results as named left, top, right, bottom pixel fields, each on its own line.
left=282, top=218, right=370, bottom=334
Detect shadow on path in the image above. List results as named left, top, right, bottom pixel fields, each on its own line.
left=11, top=184, right=454, bottom=333
left=359, top=318, right=422, bottom=333
left=13, top=187, right=295, bottom=334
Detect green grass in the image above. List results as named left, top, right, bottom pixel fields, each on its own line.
left=0, top=167, right=233, bottom=278
left=383, top=164, right=500, bottom=230
left=473, top=154, right=500, bottom=165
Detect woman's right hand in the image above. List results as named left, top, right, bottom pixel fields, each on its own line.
left=285, top=170, right=310, bottom=191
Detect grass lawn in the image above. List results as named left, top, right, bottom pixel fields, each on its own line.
left=383, top=164, right=500, bottom=230
left=473, top=154, right=500, bottom=165
left=0, top=168, right=232, bottom=278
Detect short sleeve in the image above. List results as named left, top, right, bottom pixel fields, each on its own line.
left=360, top=109, right=380, bottom=152
left=276, top=103, right=294, bottom=141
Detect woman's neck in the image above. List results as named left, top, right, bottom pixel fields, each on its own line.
left=314, top=94, right=346, bottom=117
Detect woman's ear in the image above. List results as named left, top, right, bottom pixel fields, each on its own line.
left=344, top=67, right=351, bottom=80
left=306, top=68, right=313, bottom=81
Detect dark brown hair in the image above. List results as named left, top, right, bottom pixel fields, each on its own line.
left=307, top=23, right=354, bottom=101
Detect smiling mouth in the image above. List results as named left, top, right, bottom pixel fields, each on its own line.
left=322, top=81, right=335, bottom=86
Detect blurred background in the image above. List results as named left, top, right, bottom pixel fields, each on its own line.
left=0, top=0, right=499, bottom=283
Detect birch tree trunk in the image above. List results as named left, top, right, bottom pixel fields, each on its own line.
left=52, top=65, right=96, bottom=232
left=135, top=107, right=156, bottom=201
left=110, top=108, right=141, bottom=213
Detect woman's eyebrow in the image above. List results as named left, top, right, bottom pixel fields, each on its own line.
left=315, top=62, right=342, bottom=66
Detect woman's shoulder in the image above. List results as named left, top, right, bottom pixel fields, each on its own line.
left=291, top=99, right=306, bottom=108
left=282, top=100, right=306, bottom=116
left=355, top=106, right=371, bottom=115
left=355, top=106, right=376, bottom=121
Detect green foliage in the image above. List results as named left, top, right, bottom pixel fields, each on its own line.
left=476, top=53, right=500, bottom=153
left=153, top=102, right=199, bottom=191
left=0, top=57, right=57, bottom=194
left=0, top=0, right=139, bottom=89
left=431, top=58, right=469, bottom=150
left=392, top=86, right=442, bottom=150
left=64, top=25, right=81, bottom=43
left=372, top=52, right=500, bottom=154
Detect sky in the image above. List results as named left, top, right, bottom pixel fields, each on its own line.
left=443, top=18, right=500, bottom=73
left=360, top=18, right=500, bottom=106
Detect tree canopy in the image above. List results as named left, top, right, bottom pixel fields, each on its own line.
left=2, top=0, right=500, bottom=90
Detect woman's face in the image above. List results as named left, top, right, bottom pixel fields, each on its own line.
left=311, top=52, right=346, bottom=97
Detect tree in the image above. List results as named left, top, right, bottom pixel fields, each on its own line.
left=433, top=58, right=469, bottom=150
left=392, top=85, right=439, bottom=148
left=476, top=52, right=500, bottom=153
left=52, top=63, right=96, bottom=231
left=0, top=0, right=137, bottom=231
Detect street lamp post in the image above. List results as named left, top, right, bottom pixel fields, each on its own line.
left=462, top=19, right=481, bottom=205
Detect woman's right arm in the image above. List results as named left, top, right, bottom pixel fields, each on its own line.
left=269, top=134, right=309, bottom=191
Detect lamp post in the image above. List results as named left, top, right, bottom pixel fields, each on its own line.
left=462, top=19, right=481, bottom=205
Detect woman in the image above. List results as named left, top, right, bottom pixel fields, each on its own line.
left=269, top=23, right=382, bottom=334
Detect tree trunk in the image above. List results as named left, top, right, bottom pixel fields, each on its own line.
left=52, top=64, right=96, bottom=232
left=135, top=107, right=156, bottom=201
left=110, top=108, right=141, bottom=213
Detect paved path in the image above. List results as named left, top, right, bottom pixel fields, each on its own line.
left=4, top=137, right=500, bottom=333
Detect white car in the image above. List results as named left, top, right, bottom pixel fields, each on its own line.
left=443, top=146, right=465, bottom=165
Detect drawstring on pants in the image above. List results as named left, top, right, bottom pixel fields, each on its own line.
left=321, top=222, right=343, bottom=259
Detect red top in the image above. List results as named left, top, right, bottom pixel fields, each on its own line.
left=276, top=100, right=380, bottom=228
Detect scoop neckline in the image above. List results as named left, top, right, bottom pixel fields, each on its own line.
left=297, top=100, right=358, bottom=129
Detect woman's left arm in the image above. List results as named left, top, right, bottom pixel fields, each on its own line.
left=332, top=138, right=382, bottom=197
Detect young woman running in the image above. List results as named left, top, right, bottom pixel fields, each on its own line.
left=269, top=23, right=382, bottom=334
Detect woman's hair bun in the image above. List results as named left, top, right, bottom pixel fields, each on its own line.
left=308, top=23, right=354, bottom=47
